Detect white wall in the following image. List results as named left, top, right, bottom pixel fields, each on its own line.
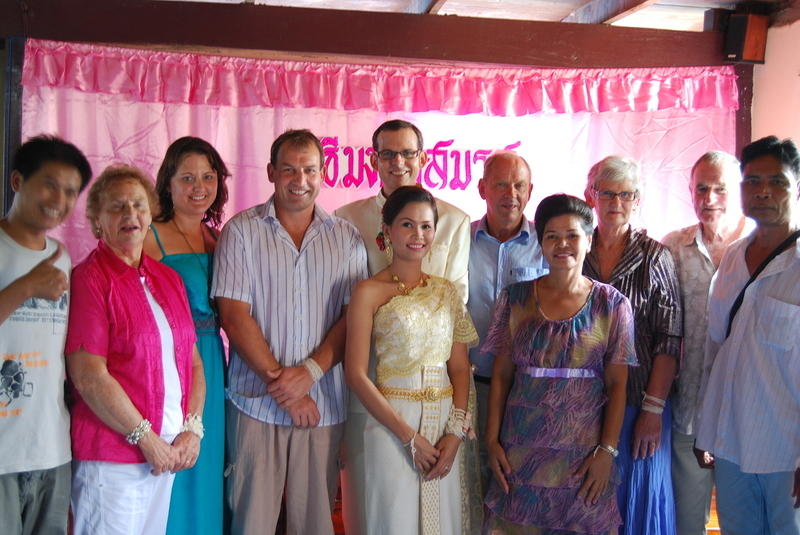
left=752, top=19, right=800, bottom=143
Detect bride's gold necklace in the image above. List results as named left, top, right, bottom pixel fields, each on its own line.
left=390, top=273, right=425, bottom=296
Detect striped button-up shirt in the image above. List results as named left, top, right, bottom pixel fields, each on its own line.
left=583, top=227, right=683, bottom=405
left=211, top=197, right=368, bottom=427
left=696, top=234, right=800, bottom=473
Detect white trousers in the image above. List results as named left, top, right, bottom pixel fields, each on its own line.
left=71, top=460, right=175, bottom=535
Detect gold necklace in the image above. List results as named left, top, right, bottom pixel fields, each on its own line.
left=391, top=273, right=425, bottom=296
left=173, top=219, right=206, bottom=255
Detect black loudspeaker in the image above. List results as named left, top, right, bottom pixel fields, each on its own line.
left=725, top=14, right=769, bottom=64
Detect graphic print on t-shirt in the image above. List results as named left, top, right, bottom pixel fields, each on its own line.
left=0, top=359, right=33, bottom=408
left=1, top=293, right=68, bottom=413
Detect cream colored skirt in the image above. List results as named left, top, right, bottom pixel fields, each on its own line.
left=364, top=364, right=462, bottom=535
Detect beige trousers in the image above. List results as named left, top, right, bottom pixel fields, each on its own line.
left=225, top=403, right=344, bottom=535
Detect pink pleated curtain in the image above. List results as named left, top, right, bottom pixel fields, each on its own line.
left=21, top=38, right=739, bottom=262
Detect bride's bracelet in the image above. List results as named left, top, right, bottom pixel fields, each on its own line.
left=403, top=432, right=417, bottom=468
left=445, top=407, right=468, bottom=441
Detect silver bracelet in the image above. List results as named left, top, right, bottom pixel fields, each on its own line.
left=181, top=413, right=205, bottom=439
left=641, top=403, right=664, bottom=415
left=642, top=392, right=666, bottom=407
left=125, top=419, right=152, bottom=445
left=404, top=432, right=417, bottom=469
left=301, top=358, right=324, bottom=383
left=593, top=443, right=619, bottom=458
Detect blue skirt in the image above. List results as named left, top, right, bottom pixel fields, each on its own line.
left=615, top=403, right=676, bottom=535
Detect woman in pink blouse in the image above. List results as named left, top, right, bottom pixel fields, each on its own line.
left=65, top=165, right=206, bottom=535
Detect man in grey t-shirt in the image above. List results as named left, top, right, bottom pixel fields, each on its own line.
left=0, top=136, right=91, bottom=534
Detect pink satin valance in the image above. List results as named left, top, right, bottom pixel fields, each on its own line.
left=22, top=38, right=738, bottom=116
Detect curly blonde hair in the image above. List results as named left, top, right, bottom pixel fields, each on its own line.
left=86, top=164, right=159, bottom=238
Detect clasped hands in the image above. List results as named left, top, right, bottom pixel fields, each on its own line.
left=138, top=430, right=200, bottom=476
left=266, top=365, right=320, bottom=427
left=407, top=433, right=461, bottom=481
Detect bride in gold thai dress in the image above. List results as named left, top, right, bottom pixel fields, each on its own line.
left=346, top=186, right=478, bottom=535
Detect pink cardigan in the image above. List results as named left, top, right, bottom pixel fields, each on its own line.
left=66, top=240, right=196, bottom=463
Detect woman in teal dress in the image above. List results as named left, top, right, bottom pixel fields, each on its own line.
left=144, top=136, right=230, bottom=535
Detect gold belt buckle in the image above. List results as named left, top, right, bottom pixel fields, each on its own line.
left=422, top=386, right=438, bottom=402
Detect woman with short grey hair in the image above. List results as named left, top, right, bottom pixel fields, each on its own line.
left=583, top=155, right=682, bottom=535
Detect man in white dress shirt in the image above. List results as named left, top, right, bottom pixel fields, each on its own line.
left=696, top=136, right=800, bottom=534
left=336, top=119, right=470, bottom=535
left=662, top=151, right=749, bottom=535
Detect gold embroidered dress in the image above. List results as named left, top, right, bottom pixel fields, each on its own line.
left=364, top=276, right=477, bottom=535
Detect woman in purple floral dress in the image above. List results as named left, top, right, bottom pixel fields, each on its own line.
left=482, top=194, right=637, bottom=535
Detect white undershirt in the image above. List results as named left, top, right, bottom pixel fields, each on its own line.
left=141, top=277, right=183, bottom=440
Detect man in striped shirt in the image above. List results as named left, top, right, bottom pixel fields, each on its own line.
left=212, top=129, right=368, bottom=535
left=696, top=136, right=800, bottom=534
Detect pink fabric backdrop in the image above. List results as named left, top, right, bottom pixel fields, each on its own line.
left=20, top=39, right=739, bottom=263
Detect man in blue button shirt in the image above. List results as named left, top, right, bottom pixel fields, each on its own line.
left=468, top=151, right=548, bottom=490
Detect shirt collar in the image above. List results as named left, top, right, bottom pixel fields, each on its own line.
left=375, top=189, right=388, bottom=210
left=259, top=195, right=334, bottom=229
left=743, top=228, right=800, bottom=260
left=97, top=239, right=154, bottom=276
left=474, top=215, right=532, bottom=243
left=586, top=225, right=647, bottom=282
left=687, top=224, right=703, bottom=247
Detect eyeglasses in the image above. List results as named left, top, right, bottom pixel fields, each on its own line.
left=376, top=149, right=421, bottom=161
left=593, top=189, right=639, bottom=202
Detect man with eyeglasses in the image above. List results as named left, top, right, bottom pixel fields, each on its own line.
left=336, top=119, right=470, bottom=535
left=696, top=136, right=800, bottom=534
left=661, top=151, right=749, bottom=535
left=336, top=119, right=470, bottom=298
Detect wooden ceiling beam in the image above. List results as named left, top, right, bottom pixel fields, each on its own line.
left=0, top=0, right=726, bottom=68
left=562, top=0, right=659, bottom=24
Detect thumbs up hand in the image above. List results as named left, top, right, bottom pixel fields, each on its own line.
left=24, top=243, right=69, bottom=301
